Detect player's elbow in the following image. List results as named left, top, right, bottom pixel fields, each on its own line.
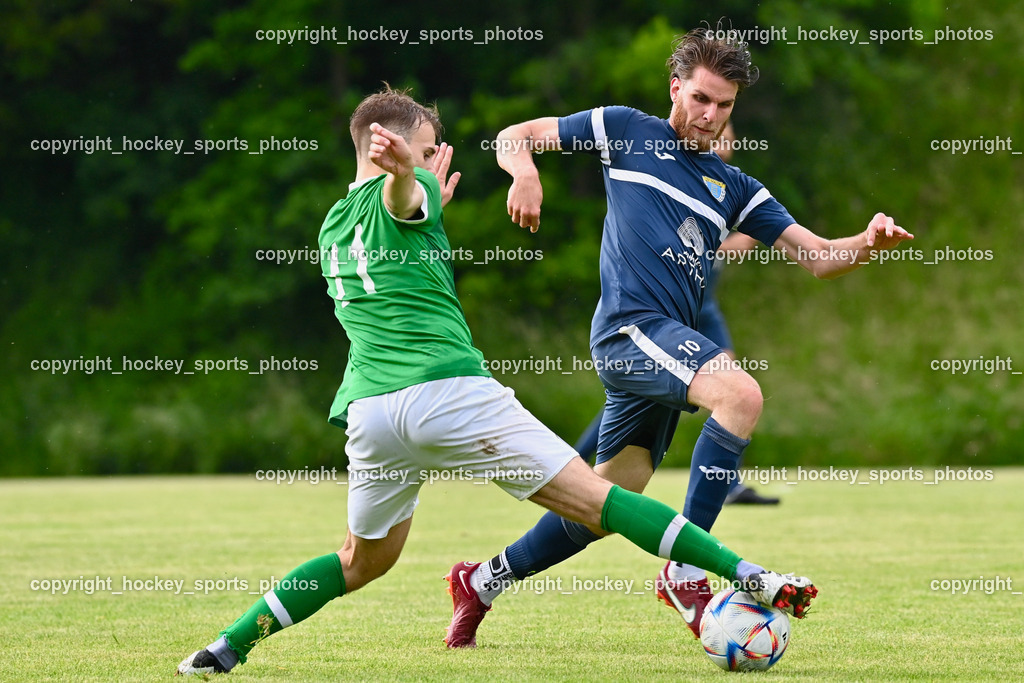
left=810, top=262, right=836, bottom=280
left=496, top=118, right=559, bottom=154
left=810, top=260, right=847, bottom=280
left=496, top=123, right=528, bottom=146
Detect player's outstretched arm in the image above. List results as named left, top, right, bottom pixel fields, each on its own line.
left=775, top=212, right=915, bottom=280
left=719, top=231, right=758, bottom=258
left=495, top=117, right=561, bottom=232
left=368, top=122, right=424, bottom=220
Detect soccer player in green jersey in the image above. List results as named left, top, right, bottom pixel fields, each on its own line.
left=176, top=87, right=816, bottom=675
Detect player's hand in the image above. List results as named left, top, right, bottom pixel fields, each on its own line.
left=864, top=212, right=914, bottom=250
left=431, top=142, right=461, bottom=208
left=368, top=123, right=414, bottom=178
left=507, top=172, right=543, bottom=232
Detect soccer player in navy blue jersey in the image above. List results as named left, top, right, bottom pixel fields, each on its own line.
left=445, top=26, right=912, bottom=646
left=572, top=122, right=776, bottom=507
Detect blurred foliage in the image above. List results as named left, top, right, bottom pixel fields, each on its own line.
left=1, top=0, right=1020, bottom=474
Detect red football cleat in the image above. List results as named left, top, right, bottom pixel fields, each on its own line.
left=443, top=561, right=491, bottom=648
left=654, top=561, right=713, bottom=639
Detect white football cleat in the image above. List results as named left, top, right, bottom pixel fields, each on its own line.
left=742, top=572, right=817, bottom=618
left=176, top=649, right=228, bottom=676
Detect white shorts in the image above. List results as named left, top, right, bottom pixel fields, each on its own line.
left=344, top=375, right=578, bottom=539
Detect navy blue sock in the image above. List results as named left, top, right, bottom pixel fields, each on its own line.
left=726, top=456, right=746, bottom=495
left=504, top=511, right=601, bottom=580
left=683, top=417, right=749, bottom=531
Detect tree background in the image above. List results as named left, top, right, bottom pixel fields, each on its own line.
left=2, top=0, right=1020, bottom=475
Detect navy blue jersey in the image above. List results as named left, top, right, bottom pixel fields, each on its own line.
left=557, top=106, right=796, bottom=346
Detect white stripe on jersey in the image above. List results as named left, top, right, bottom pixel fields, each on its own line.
left=329, top=243, right=348, bottom=307
left=607, top=168, right=727, bottom=233
left=590, top=107, right=611, bottom=166
left=734, top=187, right=772, bottom=229
left=263, top=590, right=294, bottom=628
left=352, top=223, right=377, bottom=295
left=718, top=224, right=731, bottom=245
left=658, top=513, right=689, bottom=559
left=618, top=324, right=696, bottom=385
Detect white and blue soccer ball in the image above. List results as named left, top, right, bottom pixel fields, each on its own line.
left=699, top=588, right=790, bottom=672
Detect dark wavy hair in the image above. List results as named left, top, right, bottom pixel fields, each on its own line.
left=666, top=23, right=759, bottom=92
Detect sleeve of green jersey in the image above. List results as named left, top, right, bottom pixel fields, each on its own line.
left=387, top=167, right=442, bottom=232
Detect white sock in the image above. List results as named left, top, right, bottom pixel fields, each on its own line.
left=667, top=562, right=707, bottom=583
left=470, top=551, right=515, bottom=606
left=733, top=559, right=765, bottom=583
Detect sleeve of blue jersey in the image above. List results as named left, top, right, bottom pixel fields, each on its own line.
left=557, top=105, right=636, bottom=160
left=731, top=171, right=796, bottom=246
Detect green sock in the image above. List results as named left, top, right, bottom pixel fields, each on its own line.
left=221, top=552, right=346, bottom=662
left=600, top=485, right=741, bottom=580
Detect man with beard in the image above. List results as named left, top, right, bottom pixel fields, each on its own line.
left=445, top=26, right=912, bottom=646
left=571, top=122, right=777, bottom=507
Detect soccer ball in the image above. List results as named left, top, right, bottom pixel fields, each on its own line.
left=699, top=588, right=790, bottom=672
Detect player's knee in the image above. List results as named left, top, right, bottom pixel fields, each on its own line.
left=731, top=375, right=763, bottom=422
left=711, top=372, right=762, bottom=437
left=699, top=366, right=760, bottom=407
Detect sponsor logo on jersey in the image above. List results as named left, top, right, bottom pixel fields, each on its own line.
left=676, top=217, right=704, bottom=254
left=659, top=216, right=707, bottom=289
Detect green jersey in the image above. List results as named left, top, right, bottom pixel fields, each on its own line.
left=318, top=166, right=490, bottom=428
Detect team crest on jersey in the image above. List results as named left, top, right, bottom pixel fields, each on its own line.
left=702, top=176, right=726, bottom=202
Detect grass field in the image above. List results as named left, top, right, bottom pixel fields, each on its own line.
left=2, top=469, right=1022, bottom=681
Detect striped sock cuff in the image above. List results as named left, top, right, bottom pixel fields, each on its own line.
left=657, top=513, right=688, bottom=559
left=263, top=589, right=294, bottom=628
left=602, top=485, right=740, bottom=579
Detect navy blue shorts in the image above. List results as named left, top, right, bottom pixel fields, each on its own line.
left=592, top=317, right=723, bottom=469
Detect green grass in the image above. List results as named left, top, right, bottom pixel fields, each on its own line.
left=2, top=469, right=1022, bottom=681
